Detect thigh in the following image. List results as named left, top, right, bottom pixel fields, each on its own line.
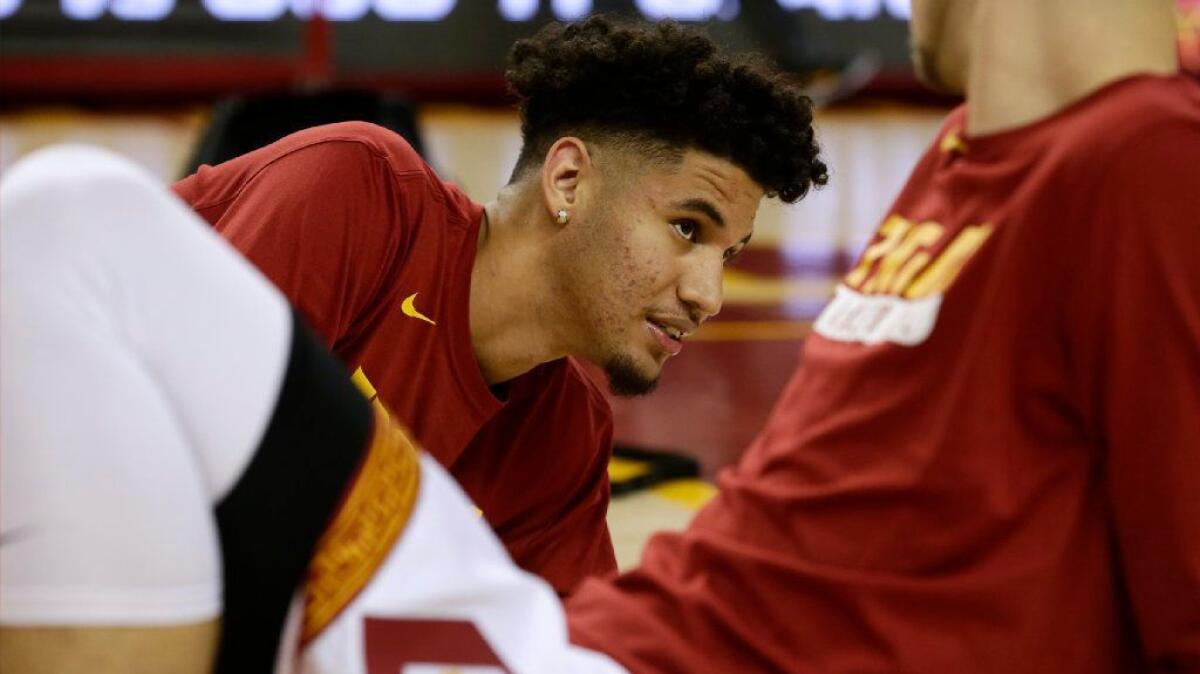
left=0, top=163, right=223, bottom=625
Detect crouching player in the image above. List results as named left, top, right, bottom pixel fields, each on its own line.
left=0, top=145, right=625, bottom=674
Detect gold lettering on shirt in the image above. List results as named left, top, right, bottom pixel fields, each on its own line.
left=862, top=221, right=945, bottom=294
left=903, top=224, right=993, bottom=299
left=844, top=216, right=993, bottom=300
left=821, top=215, right=993, bottom=346
left=845, top=215, right=912, bottom=288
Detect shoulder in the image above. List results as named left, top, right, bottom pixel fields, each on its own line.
left=291, top=122, right=482, bottom=224
left=234, top=121, right=430, bottom=187
left=1065, top=74, right=1200, bottom=164
left=1091, top=74, right=1199, bottom=128
left=1082, top=77, right=1200, bottom=195
left=261, top=121, right=429, bottom=179
left=1072, top=79, right=1200, bottom=297
left=175, top=122, right=421, bottom=209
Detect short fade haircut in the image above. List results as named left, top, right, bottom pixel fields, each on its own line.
left=506, top=15, right=828, bottom=203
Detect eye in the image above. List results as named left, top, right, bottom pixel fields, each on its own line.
left=671, top=219, right=699, bottom=242
left=723, top=246, right=744, bottom=265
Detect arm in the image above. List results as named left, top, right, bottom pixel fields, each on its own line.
left=1092, top=127, right=1200, bottom=672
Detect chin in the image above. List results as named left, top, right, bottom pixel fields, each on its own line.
left=910, top=39, right=965, bottom=95
left=603, top=352, right=660, bottom=397
left=912, top=46, right=947, bottom=93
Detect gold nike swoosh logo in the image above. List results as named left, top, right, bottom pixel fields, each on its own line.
left=401, top=292, right=436, bottom=326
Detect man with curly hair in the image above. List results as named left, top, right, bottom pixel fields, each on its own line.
left=567, top=0, right=1200, bottom=672
left=172, top=16, right=826, bottom=598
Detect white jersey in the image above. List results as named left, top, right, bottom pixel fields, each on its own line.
left=295, top=451, right=628, bottom=674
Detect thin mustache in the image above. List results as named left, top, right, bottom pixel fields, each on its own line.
left=646, top=309, right=702, bottom=332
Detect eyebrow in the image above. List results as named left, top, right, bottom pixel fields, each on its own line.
left=673, top=198, right=726, bottom=229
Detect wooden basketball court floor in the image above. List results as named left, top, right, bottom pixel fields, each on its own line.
left=0, top=103, right=946, bottom=568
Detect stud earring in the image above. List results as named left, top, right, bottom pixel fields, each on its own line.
left=555, top=209, right=571, bottom=225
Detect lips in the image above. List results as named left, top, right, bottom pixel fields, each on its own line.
left=645, top=315, right=695, bottom=357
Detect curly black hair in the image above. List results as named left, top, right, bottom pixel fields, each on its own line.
left=506, top=15, right=827, bottom=203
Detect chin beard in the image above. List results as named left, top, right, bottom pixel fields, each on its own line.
left=604, top=353, right=659, bottom=397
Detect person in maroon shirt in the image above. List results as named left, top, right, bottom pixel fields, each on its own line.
left=172, top=17, right=828, bottom=594
left=568, top=0, right=1200, bottom=671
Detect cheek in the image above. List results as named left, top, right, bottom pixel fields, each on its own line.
left=577, top=213, right=675, bottom=331
left=614, top=226, right=672, bottom=304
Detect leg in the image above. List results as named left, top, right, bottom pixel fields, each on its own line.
left=0, top=145, right=291, bottom=672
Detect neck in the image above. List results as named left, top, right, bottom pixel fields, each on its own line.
left=965, top=0, right=1178, bottom=136
left=468, top=191, right=571, bottom=385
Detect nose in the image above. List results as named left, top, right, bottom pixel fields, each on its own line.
left=677, top=251, right=724, bottom=323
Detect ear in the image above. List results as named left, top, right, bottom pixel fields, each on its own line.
left=540, top=137, right=591, bottom=225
